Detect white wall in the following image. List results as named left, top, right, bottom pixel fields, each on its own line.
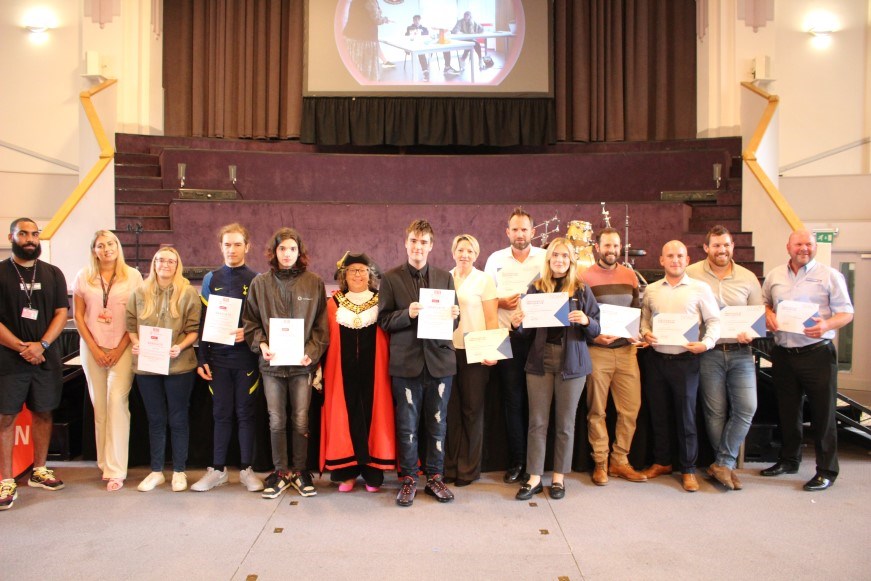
left=698, top=0, right=870, bottom=176
left=0, top=0, right=81, bottom=220
left=0, top=0, right=164, bottom=277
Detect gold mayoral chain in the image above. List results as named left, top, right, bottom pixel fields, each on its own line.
left=335, top=292, right=379, bottom=329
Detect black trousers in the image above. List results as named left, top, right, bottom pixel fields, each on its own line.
left=772, top=342, right=839, bottom=477
left=644, top=352, right=700, bottom=473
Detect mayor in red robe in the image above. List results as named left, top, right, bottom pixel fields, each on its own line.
left=320, top=252, right=395, bottom=491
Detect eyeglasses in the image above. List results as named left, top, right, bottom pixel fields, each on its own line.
left=155, top=258, right=177, bottom=265
left=347, top=268, right=369, bottom=276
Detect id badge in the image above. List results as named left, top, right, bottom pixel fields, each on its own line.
left=97, top=308, right=113, bottom=324
left=22, top=307, right=39, bottom=320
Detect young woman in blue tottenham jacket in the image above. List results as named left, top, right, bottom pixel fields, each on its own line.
left=510, top=238, right=600, bottom=501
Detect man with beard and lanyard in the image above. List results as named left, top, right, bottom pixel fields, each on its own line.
left=579, top=227, right=648, bottom=486
left=483, top=208, right=546, bottom=484
left=686, top=225, right=763, bottom=491
left=0, top=218, right=69, bottom=511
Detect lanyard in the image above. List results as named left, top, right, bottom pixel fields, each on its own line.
left=10, top=258, right=38, bottom=309
left=99, top=272, right=117, bottom=309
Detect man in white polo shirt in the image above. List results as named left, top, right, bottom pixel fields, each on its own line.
left=483, top=208, right=545, bottom=484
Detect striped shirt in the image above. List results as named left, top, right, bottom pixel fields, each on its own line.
left=641, top=273, right=721, bottom=354
left=580, top=262, right=639, bottom=348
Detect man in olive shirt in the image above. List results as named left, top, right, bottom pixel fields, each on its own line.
left=686, top=225, right=763, bottom=491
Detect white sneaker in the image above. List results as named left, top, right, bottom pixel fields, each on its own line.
left=240, top=467, right=264, bottom=492
left=172, top=471, right=188, bottom=492
left=137, top=471, right=165, bottom=492
left=191, top=467, right=228, bottom=492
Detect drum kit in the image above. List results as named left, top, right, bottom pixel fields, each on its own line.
left=531, top=203, right=648, bottom=290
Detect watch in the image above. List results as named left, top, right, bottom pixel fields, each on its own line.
left=40, top=340, right=50, bottom=350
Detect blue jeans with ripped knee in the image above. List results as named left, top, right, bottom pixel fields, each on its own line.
left=391, top=369, right=453, bottom=482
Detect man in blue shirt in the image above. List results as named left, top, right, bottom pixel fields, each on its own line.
left=761, top=230, right=854, bottom=491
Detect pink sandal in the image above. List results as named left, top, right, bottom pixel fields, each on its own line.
left=107, top=478, right=124, bottom=492
left=338, top=479, right=355, bottom=492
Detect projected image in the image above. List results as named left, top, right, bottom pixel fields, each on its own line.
left=335, top=0, right=525, bottom=86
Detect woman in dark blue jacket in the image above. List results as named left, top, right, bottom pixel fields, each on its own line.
left=510, top=237, right=600, bottom=500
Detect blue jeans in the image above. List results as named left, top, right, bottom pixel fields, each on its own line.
left=699, top=347, right=757, bottom=469
left=391, top=370, right=452, bottom=482
left=262, top=373, right=312, bottom=472
left=136, top=372, right=195, bottom=472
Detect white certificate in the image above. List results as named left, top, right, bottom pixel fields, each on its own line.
left=201, top=294, right=243, bottom=346
left=138, top=325, right=173, bottom=375
left=497, top=260, right=541, bottom=297
left=652, top=313, right=700, bottom=346
left=268, top=318, right=305, bottom=366
left=776, top=300, right=820, bottom=335
left=521, top=292, right=570, bottom=328
left=417, top=288, right=455, bottom=340
left=720, top=305, right=766, bottom=339
left=598, top=304, right=641, bottom=339
left=464, top=328, right=513, bottom=364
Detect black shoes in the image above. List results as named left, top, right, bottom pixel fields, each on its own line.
left=424, top=474, right=455, bottom=503
left=549, top=482, right=565, bottom=500
left=504, top=463, right=528, bottom=484
left=396, top=476, right=416, bottom=507
left=515, top=480, right=543, bottom=500
left=760, top=462, right=799, bottom=477
left=803, top=474, right=834, bottom=491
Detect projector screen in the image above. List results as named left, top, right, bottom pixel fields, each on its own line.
left=305, top=0, right=552, bottom=97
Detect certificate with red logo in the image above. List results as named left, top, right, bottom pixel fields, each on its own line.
left=269, top=318, right=304, bottom=366
left=201, top=295, right=243, bottom=345
left=417, top=288, right=455, bottom=340
left=138, top=326, right=173, bottom=375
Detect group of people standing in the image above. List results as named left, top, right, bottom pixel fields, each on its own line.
left=0, top=211, right=854, bottom=511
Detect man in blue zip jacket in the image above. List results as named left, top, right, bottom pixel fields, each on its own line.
left=192, top=224, right=263, bottom=493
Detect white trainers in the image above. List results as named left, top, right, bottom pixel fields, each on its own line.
left=239, top=467, right=264, bottom=492
left=172, top=471, right=188, bottom=492
left=191, top=467, right=228, bottom=492
left=137, top=471, right=166, bottom=492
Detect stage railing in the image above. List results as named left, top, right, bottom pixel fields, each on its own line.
left=41, top=79, right=117, bottom=240
left=741, top=81, right=803, bottom=232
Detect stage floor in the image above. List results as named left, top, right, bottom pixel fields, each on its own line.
left=4, top=435, right=871, bottom=580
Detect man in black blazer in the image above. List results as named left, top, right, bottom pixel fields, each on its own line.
left=378, top=219, right=460, bottom=507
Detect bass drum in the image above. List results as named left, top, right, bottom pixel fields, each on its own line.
left=566, top=220, right=595, bottom=269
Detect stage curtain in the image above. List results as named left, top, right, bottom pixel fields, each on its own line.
left=164, top=0, right=695, bottom=144
left=301, top=98, right=555, bottom=146
left=554, top=0, right=697, bottom=142
left=163, top=0, right=304, bottom=139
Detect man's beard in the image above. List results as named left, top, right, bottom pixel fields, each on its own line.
left=599, top=252, right=618, bottom=266
left=11, top=240, right=41, bottom=261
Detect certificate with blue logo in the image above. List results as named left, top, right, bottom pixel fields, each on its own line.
left=520, top=292, right=570, bottom=328
left=652, top=313, right=699, bottom=346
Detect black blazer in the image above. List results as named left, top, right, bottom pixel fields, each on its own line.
left=378, top=263, right=458, bottom=378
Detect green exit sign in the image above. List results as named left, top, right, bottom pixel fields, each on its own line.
left=815, top=231, right=835, bottom=244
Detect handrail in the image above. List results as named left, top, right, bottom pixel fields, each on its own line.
left=740, top=81, right=803, bottom=232
left=0, top=139, right=78, bottom=172
left=780, top=137, right=871, bottom=173
left=41, top=79, right=117, bottom=240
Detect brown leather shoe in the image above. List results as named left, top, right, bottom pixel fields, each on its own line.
left=592, top=461, right=608, bottom=486
left=706, top=463, right=735, bottom=490
left=731, top=471, right=743, bottom=490
left=682, top=473, right=699, bottom=492
left=641, top=464, right=673, bottom=479
left=608, top=462, right=648, bottom=482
